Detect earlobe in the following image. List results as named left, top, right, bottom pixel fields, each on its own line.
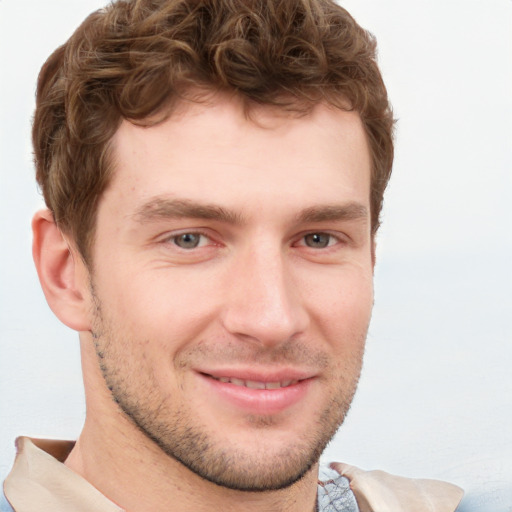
left=32, top=209, right=91, bottom=332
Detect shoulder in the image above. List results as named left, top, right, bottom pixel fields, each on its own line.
left=330, top=462, right=464, bottom=512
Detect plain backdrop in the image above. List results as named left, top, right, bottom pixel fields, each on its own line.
left=0, top=1, right=511, bottom=511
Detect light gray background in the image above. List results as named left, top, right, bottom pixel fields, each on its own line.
left=0, top=1, right=511, bottom=511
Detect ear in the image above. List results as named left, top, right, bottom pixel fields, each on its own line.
left=32, top=209, right=91, bottom=331
left=371, top=237, right=377, bottom=270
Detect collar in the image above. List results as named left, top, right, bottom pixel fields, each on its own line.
left=332, top=462, right=463, bottom=512
left=3, top=437, right=463, bottom=512
left=3, top=437, right=123, bottom=512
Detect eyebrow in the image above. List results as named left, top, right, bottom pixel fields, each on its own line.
left=133, top=197, right=368, bottom=225
left=296, top=203, right=369, bottom=224
left=133, top=198, right=245, bottom=225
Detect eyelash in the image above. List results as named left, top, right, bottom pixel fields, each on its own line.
left=159, top=230, right=344, bottom=251
left=295, top=232, right=343, bottom=249
left=160, top=230, right=214, bottom=250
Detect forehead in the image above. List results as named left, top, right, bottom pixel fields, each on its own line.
left=106, top=95, right=371, bottom=219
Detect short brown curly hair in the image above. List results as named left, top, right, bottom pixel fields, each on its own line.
left=33, top=0, right=394, bottom=262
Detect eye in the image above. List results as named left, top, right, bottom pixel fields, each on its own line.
left=172, top=233, right=205, bottom=249
left=302, top=233, right=336, bottom=249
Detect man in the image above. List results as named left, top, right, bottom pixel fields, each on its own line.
left=1, top=0, right=464, bottom=510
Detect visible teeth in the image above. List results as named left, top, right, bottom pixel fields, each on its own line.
left=211, top=375, right=300, bottom=389
left=246, top=380, right=266, bottom=389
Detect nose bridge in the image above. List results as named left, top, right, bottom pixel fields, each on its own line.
left=222, top=240, right=308, bottom=345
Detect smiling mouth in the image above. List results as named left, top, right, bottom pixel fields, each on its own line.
left=207, top=375, right=300, bottom=390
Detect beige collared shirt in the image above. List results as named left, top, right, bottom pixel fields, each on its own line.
left=3, top=437, right=463, bottom=512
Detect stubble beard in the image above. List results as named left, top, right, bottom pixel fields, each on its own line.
left=90, top=293, right=365, bottom=492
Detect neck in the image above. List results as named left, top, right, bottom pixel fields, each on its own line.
left=65, top=415, right=319, bottom=512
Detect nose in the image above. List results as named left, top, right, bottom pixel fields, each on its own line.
left=220, top=243, right=309, bottom=347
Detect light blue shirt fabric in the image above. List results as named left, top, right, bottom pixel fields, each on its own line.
left=0, top=492, right=13, bottom=512
left=317, top=466, right=359, bottom=511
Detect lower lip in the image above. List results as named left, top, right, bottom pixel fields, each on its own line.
left=198, top=374, right=312, bottom=415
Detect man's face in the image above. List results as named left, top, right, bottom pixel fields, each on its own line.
left=86, top=96, right=374, bottom=491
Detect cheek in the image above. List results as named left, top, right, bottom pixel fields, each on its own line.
left=303, top=266, right=374, bottom=344
left=94, top=264, right=222, bottom=345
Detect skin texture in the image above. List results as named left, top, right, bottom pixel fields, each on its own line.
left=33, top=95, right=374, bottom=512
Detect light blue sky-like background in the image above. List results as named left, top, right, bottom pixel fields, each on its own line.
left=0, top=1, right=511, bottom=511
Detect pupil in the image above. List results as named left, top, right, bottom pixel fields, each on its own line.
left=176, top=233, right=200, bottom=248
left=306, top=233, right=329, bottom=248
